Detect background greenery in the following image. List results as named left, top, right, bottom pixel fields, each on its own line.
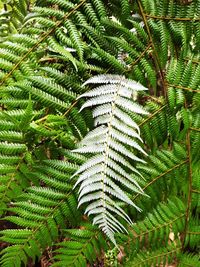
left=0, top=0, right=199, bottom=266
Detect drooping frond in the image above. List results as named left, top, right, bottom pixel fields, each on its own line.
left=73, top=74, right=148, bottom=244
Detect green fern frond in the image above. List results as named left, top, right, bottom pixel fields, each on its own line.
left=133, top=143, right=188, bottom=212
left=32, top=6, right=65, bottom=20
left=91, top=0, right=107, bottom=18
left=118, top=197, right=186, bottom=251
left=125, top=241, right=181, bottom=267
left=0, top=158, right=82, bottom=266
left=0, top=0, right=199, bottom=265
left=93, top=47, right=125, bottom=72
left=64, top=19, right=84, bottom=60
left=52, top=225, right=107, bottom=267
left=177, top=253, right=200, bottom=267
left=45, top=0, right=75, bottom=11
left=83, top=3, right=102, bottom=30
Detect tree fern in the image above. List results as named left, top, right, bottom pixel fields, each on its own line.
left=0, top=0, right=199, bottom=266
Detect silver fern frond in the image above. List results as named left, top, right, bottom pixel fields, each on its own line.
left=73, top=74, right=148, bottom=245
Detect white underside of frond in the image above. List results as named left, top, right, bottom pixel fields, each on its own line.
left=74, top=74, right=148, bottom=244
left=83, top=74, right=148, bottom=92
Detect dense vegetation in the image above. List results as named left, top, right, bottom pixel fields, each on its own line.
left=0, top=0, right=199, bottom=266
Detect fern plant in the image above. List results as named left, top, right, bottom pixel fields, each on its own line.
left=0, top=0, right=199, bottom=266
left=73, top=74, right=148, bottom=244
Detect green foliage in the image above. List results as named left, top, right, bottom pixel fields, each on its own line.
left=0, top=0, right=29, bottom=41
left=0, top=0, right=199, bottom=266
left=52, top=225, right=108, bottom=267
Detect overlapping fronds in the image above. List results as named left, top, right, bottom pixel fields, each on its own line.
left=141, top=0, right=200, bottom=54
left=125, top=241, right=181, bottom=267
left=177, top=253, right=200, bottom=267
left=52, top=225, right=107, bottom=267
left=0, top=0, right=199, bottom=266
left=133, top=143, right=188, bottom=211
left=117, top=197, right=186, bottom=252
left=0, top=98, right=33, bottom=215
left=0, top=0, right=29, bottom=41
left=0, top=157, right=82, bottom=266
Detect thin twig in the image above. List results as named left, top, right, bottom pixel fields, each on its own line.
left=184, top=58, right=200, bottom=64
left=186, top=231, right=200, bottom=235
left=63, top=99, right=79, bottom=117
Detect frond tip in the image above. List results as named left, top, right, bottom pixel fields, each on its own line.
left=73, top=74, right=149, bottom=245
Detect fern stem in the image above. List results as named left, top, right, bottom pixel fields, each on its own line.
left=186, top=231, right=200, bottom=235
left=0, top=0, right=87, bottom=87
left=1, top=155, right=26, bottom=202
left=35, top=99, right=79, bottom=124
left=142, top=95, right=163, bottom=104
left=3, top=4, right=7, bottom=11
left=101, top=85, right=121, bottom=222
left=63, top=99, right=79, bottom=117
left=136, top=0, right=167, bottom=97
left=168, top=84, right=200, bottom=93
left=184, top=58, right=200, bottom=65
left=127, top=42, right=152, bottom=69
left=139, top=104, right=167, bottom=127
left=144, top=14, right=200, bottom=22
left=132, top=160, right=188, bottom=202
left=131, top=247, right=181, bottom=267
left=191, top=189, right=200, bottom=194
left=189, top=127, right=200, bottom=132
left=129, top=213, right=185, bottom=238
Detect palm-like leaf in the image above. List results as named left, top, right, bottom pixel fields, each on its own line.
left=73, top=74, right=148, bottom=244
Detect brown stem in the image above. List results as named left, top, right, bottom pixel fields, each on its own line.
left=168, top=83, right=200, bottom=93
left=186, top=231, right=200, bottom=235
left=184, top=58, right=200, bottom=64
left=4, top=4, right=7, bottom=11
left=132, top=160, right=188, bottom=202
left=139, top=104, right=167, bottom=127
left=136, top=0, right=167, bottom=98
left=191, top=189, right=200, bottom=194
left=128, top=42, right=152, bottom=68
left=190, top=127, right=200, bottom=132
left=144, top=13, right=200, bottom=22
